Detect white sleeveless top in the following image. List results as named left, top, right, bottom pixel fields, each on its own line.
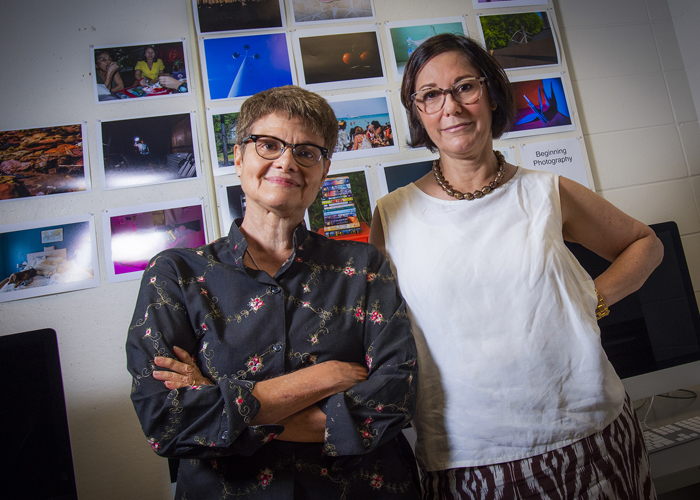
left=376, top=168, right=625, bottom=471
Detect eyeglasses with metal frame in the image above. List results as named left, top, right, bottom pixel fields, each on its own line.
left=411, top=77, right=487, bottom=114
left=242, top=134, right=329, bottom=168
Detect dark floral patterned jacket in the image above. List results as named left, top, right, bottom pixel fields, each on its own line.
left=126, top=221, right=420, bottom=499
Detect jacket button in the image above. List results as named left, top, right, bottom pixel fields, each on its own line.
left=272, top=343, right=283, bottom=352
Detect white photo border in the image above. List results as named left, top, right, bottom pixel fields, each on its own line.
left=206, top=104, right=243, bottom=177
left=102, top=197, right=207, bottom=284
left=375, top=155, right=438, bottom=197
left=291, top=25, right=387, bottom=92
left=199, top=30, right=296, bottom=103
left=384, top=17, right=468, bottom=81
left=91, top=39, right=191, bottom=105
left=290, top=0, right=375, bottom=26
left=215, top=175, right=244, bottom=236
left=500, top=72, right=576, bottom=140
left=0, top=213, right=100, bottom=303
left=192, top=0, right=287, bottom=35
left=0, top=121, right=91, bottom=203
left=306, top=164, right=375, bottom=239
left=475, top=10, right=561, bottom=72
left=326, top=90, right=400, bottom=161
left=96, top=111, right=202, bottom=190
left=473, top=0, right=549, bottom=9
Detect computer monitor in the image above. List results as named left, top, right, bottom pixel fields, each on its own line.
left=0, top=328, right=78, bottom=500
left=566, top=221, right=700, bottom=401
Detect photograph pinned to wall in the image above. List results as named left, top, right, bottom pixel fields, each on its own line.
left=519, top=137, right=591, bottom=188
left=0, top=214, right=100, bottom=303
left=399, top=108, right=425, bottom=150
left=292, top=25, right=387, bottom=91
left=385, top=17, right=467, bottom=79
left=201, top=32, right=295, bottom=101
left=291, top=0, right=375, bottom=25
left=306, top=166, right=373, bottom=242
left=0, top=123, right=89, bottom=201
left=97, top=112, right=200, bottom=190
left=376, top=155, right=437, bottom=196
left=92, top=40, right=189, bottom=103
left=206, top=104, right=242, bottom=176
left=102, top=199, right=207, bottom=283
left=501, top=74, right=574, bottom=139
left=476, top=11, right=560, bottom=70
left=472, top=0, right=549, bottom=9
left=216, top=176, right=246, bottom=235
left=192, top=0, right=286, bottom=35
left=327, top=91, right=399, bottom=160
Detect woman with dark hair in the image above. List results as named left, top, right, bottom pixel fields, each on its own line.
left=370, top=34, right=661, bottom=499
left=94, top=51, right=124, bottom=99
left=127, top=85, right=420, bottom=499
left=134, top=46, right=165, bottom=86
left=352, top=125, right=372, bottom=150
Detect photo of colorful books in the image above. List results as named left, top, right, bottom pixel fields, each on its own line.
left=320, top=176, right=361, bottom=237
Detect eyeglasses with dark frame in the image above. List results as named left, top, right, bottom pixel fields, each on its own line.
left=411, top=77, right=487, bottom=115
left=242, top=134, right=329, bottom=168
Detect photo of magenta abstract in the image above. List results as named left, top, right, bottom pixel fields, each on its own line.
left=103, top=200, right=207, bottom=283
left=504, top=76, right=575, bottom=139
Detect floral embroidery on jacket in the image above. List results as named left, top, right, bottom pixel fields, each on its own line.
left=126, top=222, right=419, bottom=499
left=258, top=468, right=273, bottom=488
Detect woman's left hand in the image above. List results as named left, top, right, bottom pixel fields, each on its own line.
left=153, top=346, right=214, bottom=389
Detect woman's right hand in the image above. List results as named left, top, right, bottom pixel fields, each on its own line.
left=106, top=61, right=119, bottom=76
left=153, top=346, right=214, bottom=389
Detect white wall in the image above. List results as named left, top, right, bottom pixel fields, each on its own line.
left=554, top=0, right=700, bottom=306
left=669, top=0, right=700, bottom=123
left=0, top=1, right=698, bottom=499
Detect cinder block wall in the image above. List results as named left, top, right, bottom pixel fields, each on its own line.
left=0, top=1, right=698, bottom=499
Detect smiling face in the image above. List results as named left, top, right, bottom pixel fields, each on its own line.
left=414, top=51, right=495, bottom=161
left=234, top=112, right=330, bottom=221
left=144, top=47, right=156, bottom=62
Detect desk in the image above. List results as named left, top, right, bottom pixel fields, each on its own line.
left=634, top=384, right=700, bottom=492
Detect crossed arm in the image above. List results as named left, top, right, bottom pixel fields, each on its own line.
left=153, top=347, right=367, bottom=442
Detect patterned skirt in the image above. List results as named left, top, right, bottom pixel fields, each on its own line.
left=421, top=396, right=657, bottom=500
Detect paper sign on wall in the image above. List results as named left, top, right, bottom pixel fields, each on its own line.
left=519, top=137, right=590, bottom=189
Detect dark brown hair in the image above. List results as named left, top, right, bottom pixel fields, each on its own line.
left=236, top=85, right=338, bottom=157
left=400, top=34, right=515, bottom=151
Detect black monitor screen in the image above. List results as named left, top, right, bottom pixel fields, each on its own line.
left=0, top=328, right=78, bottom=500
left=566, top=221, right=700, bottom=380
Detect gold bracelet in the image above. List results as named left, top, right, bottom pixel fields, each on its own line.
left=595, top=288, right=610, bottom=320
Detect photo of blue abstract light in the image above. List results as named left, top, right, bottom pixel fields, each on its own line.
left=203, top=33, right=294, bottom=100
